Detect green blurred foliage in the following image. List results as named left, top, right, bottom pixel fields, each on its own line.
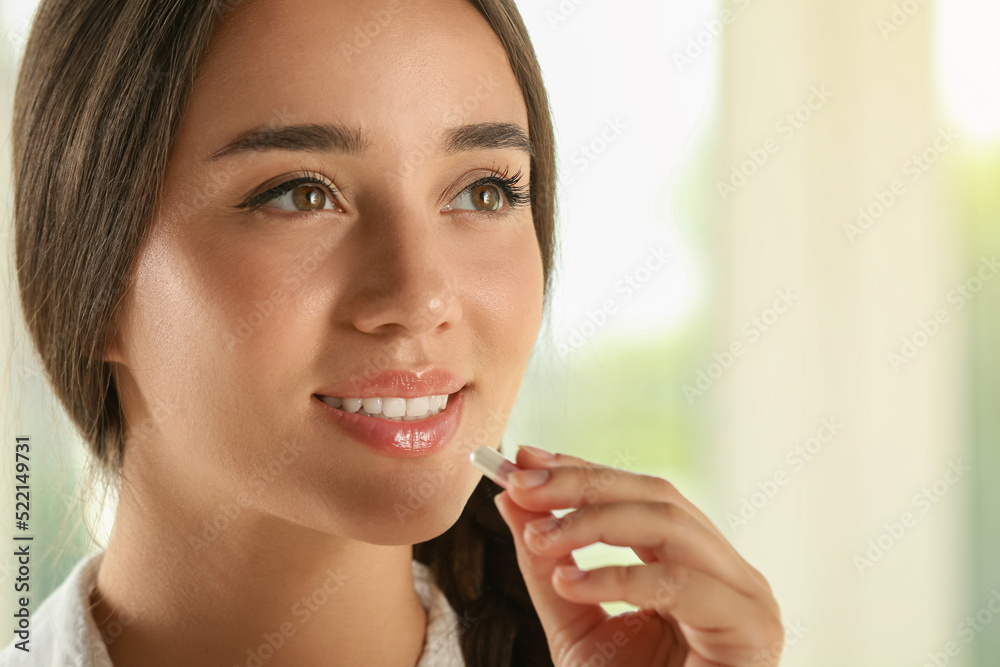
left=950, top=143, right=1000, bottom=667
left=511, top=326, right=710, bottom=478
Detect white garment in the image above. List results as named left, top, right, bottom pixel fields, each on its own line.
left=0, top=551, right=465, bottom=666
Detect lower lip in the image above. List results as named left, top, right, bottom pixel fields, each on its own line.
left=313, top=387, right=467, bottom=457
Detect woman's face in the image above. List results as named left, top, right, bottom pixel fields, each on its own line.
left=109, top=0, right=544, bottom=544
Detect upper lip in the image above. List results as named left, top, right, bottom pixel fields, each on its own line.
left=314, top=367, right=469, bottom=399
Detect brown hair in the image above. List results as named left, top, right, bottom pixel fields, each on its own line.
left=13, top=0, right=557, bottom=664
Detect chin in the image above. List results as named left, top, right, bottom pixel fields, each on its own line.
left=376, top=478, right=479, bottom=545
left=345, top=499, right=471, bottom=547
left=279, top=471, right=481, bottom=546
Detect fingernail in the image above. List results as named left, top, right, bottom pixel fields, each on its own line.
left=527, top=516, right=561, bottom=535
left=520, top=444, right=556, bottom=459
left=509, top=469, right=550, bottom=489
left=557, top=565, right=587, bottom=581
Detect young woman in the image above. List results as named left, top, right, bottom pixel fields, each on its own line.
left=3, top=0, right=783, bottom=664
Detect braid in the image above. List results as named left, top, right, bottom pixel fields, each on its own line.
left=414, top=475, right=554, bottom=666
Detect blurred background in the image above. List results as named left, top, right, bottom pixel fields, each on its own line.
left=1, top=0, right=998, bottom=664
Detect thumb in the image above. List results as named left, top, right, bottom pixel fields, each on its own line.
left=493, top=491, right=607, bottom=650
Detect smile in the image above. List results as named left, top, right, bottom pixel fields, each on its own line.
left=313, top=387, right=467, bottom=457
left=316, top=394, right=451, bottom=421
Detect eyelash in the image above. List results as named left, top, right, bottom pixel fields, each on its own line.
left=238, top=171, right=339, bottom=211
left=237, top=166, right=531, bottom=213
left=459, top=164, right=531, bottom=213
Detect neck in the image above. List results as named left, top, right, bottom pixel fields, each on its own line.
left=89, top=451, right=428, bottom=667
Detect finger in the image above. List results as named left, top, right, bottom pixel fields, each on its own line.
left=506, top=465, right=763, bottom=582
left=553, top=559, right=782, bottom=667
left=515, top=445, right=609, bottom=469
left=510, top=450, right=773, bottom=591
left=549, top=561, right=766, bottom=644
left=507, top=459, right=728, bottom=545
left=512, top=451, right=668, bottom=568
left=492, top=490, right=608, bottom=650
left=523, top=501, right=769, bottom=601
left=511, top=458, right=665, bottom=569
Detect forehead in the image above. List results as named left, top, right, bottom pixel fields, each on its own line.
left=180, top=0, right=528, bottom=160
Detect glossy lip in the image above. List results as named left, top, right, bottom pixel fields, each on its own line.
left=314, top=385, right=467, bottom=457
left=314, top=367, right=468, bottom=399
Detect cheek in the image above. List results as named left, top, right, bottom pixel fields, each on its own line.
left=124, top=229, right=223, bottom=384
left=465, top=223, right=545, bottom=387
left=120, top=219, right=319, bottom=439
left=157, top=217, right=322, bottom=340
left=501, top=223, right=545, bottom=337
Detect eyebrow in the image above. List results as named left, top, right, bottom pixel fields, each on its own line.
left=205, top=121, right=534, bottom=161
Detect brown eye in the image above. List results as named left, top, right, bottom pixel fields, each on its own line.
left=450, top=183, right=504, bottom=212
left=246, top=176, right=339, bottom=212
left=473, top=184, right=502, bottom=211
left=291, top=185, right=328, bottom=211
left=441, top=167, right=529, bottom=215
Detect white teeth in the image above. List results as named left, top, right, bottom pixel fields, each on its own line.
left=406, top=396, right=429, bottom=416
left=382, top=397, right=406, bottom=418
left=322, top=393, right=453, bottom=420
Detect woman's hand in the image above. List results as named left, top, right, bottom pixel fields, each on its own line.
left=492, top=446, right=784, bottom=667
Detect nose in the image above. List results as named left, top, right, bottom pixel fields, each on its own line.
left=346, top=203, right=462, bottom=338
